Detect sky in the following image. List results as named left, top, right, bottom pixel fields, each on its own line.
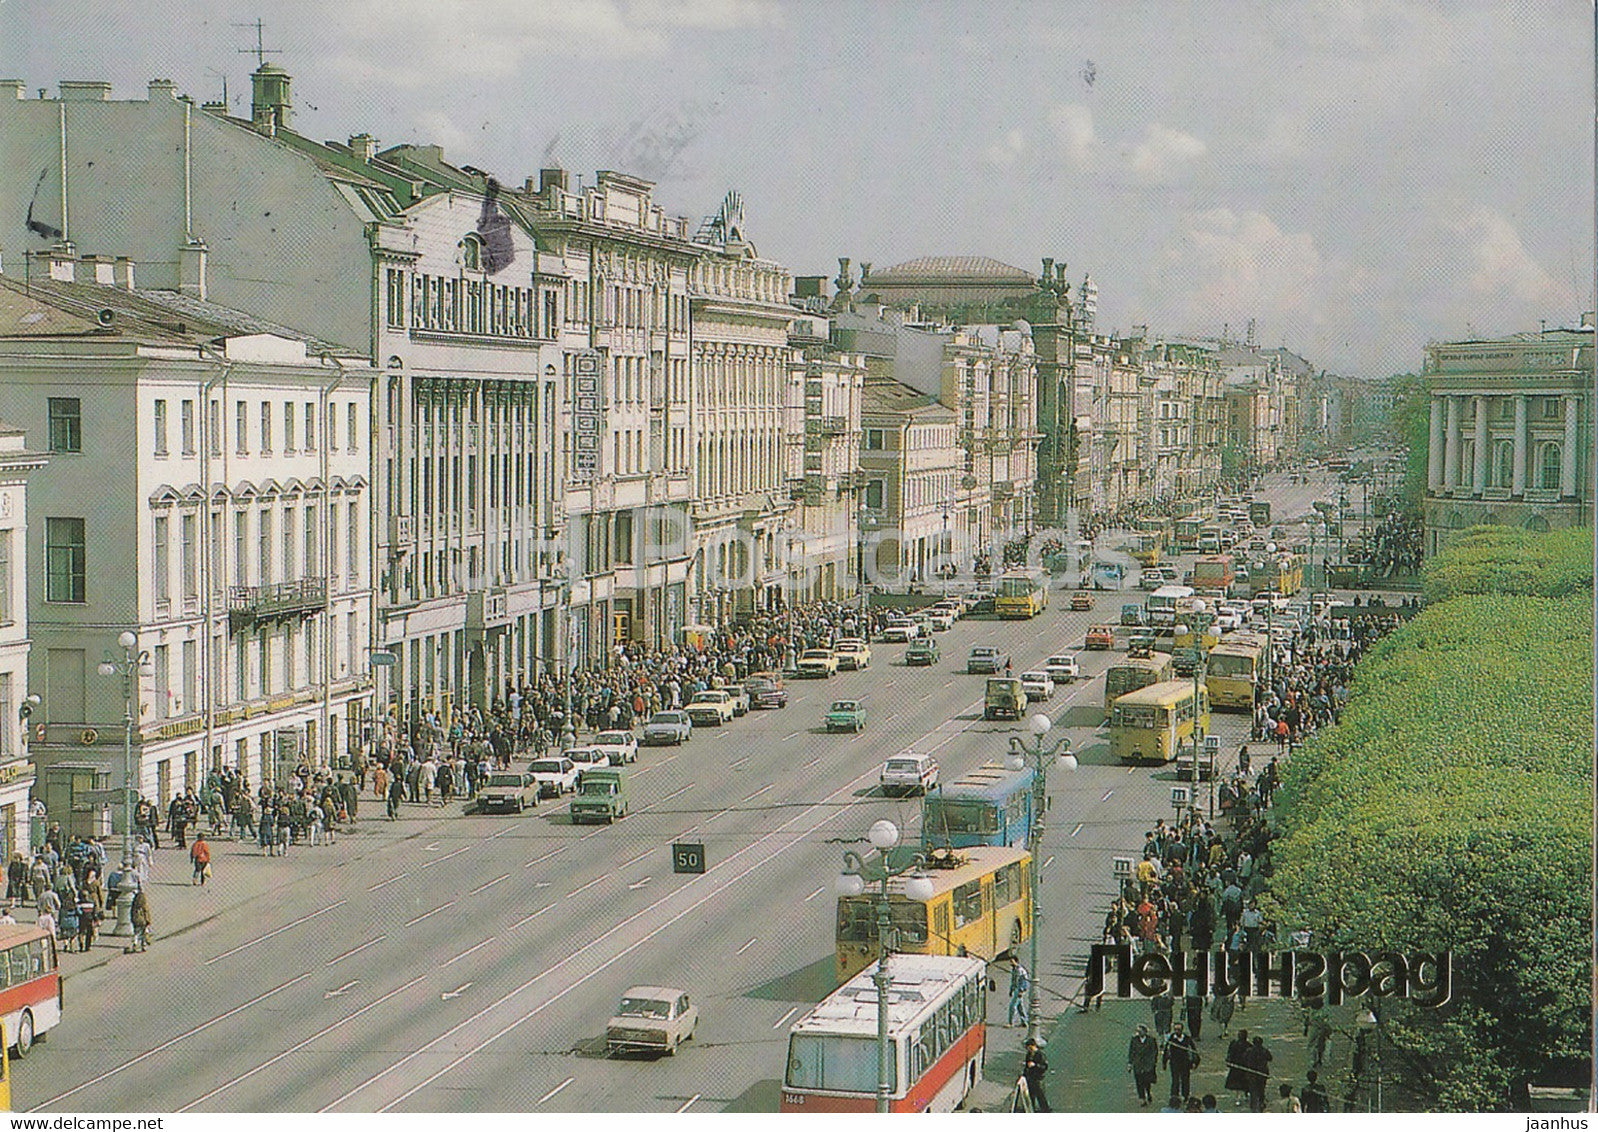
left=1, top=0, right=1592, bottom=376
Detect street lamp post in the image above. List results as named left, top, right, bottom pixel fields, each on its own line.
left=941, top=506, right=951, bottom=596
left=836, top=820, right=936, bottom=1113
left=97, top=632, right=149, bottom=936
left=1174, top=598, right=1208, bottom=818
left=553, top=562, right=578, bottom=753
left=857, top=503, right=870, bottom=613
left=1004, top=714, right=1076, bottom=1046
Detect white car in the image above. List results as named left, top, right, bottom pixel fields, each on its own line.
left=567, top=745, right=611, bottom=784
left=606, top=986, right=699, bottom=1057
left=880, top=619, right=921, bottom=643
left=686, top=690, right=736, bottom=725
left=1019, top=671, right=1056, bottom=701
left=924, top=608, right=956, bottom=632
left=527, top=757, right=579, bottom=798
left=592, top=730, right=639, bottom=765
left=879, top=753, right=939, bottom=796
left=1044, top=654, right=1080, bottom=684
left=1213, top=610, right=1243, bottom=632
left=834, top=639, right=872, bottom=671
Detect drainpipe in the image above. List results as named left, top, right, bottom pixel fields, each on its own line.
left=196, top=345, right=233, bottom=782
left=317, top=351, right=351, bottom=770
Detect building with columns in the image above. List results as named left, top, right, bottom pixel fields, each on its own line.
left=0, top=421, right=45, bottom=858
left=1421, top=317, right=1594, bottom=555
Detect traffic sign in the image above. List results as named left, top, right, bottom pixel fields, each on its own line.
left=1170, top=785, right=1191, bottom=810
left=672, top=842, right=706, bottom=874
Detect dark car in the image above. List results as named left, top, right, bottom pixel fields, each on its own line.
left=906, top=638, right=940, bottom=666
left=744, top=672, right=789, bottom=709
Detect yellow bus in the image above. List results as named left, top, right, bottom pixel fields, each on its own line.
left=995, top=569, right=1048, bottom=619
left=1129, top=533, right=1163, bottom=567
left=1103, top=653, right=1175, bottom=715
left=835, top=845, right=1033, bottom=984
left=1206, top=633, right=1266, bottom=711
left=1109, top=680, right=1211, bottom=765
left=1249, top=552, right=1304, bottom=597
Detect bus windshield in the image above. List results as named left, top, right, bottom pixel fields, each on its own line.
left=1113, top=704, right=1166, bottom=729
left=787, top=1034, right=896, bottom=1093
left=836, top=898, right=929, bottom=943
left=1207, top=653, right=1256, bottom=678
left=923, top=800, right=998, bottom=835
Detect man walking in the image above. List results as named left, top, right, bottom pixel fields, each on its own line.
left=1007, top=961, right=1031, bottom=1028
left=189, top=834, right=211, bottom=886
left=1128, top=1023, right=1159, bottom=1106
left=1162, top=1020, right=1200, bottom=1106
left=1022, top=1038, right=1051, bottom=1112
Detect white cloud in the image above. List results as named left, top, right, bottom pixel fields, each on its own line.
left=1046, top=103, right=1096, bottom=167
left=1156, top=209, right=1327, bottom=327
left=1455, top=207, right=1573, bottom=308
left=413, top=110, right=473, bottom=154
left=1037, top=105, right=1204, bottom=181
left=984, top=127, right=1027, bottom=168
left=1124, top=124, right=1207, bottom=180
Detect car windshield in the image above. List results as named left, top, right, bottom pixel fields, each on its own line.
left=692, top=693, right=722, bottom=702
left=617, top=997, right=672, bottom=1019
left=595, top=734, right=627, bottom=746
left=651, top=713, right=685, bottom=724
left=529, top=761, right=565, bottom=774
left=1022, top=673, right=1048, bottom=682
left=580, top=780, right=617, bottom=795
left=886, top=760, right=921, bottom=772
left=485, top=775, right=522, bottom=788
left=831, top=702, right=857, bottom=712
left=803, top=650, right=830, bottom=658
left=973, top=648, right=996, bottom=657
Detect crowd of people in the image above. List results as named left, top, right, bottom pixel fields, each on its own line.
left=1345, top=510, right=1424, bottom=578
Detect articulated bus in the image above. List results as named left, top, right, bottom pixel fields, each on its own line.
left=783, top=955, right=989, bottom=1113
left=1250, top=552, right=1304, bottom=598
left=1103, top=652, right=1175, bottom=715
left=835, top=845, right=1032, bottom=983
left=921, top=762, right=1035, bottom=851
left=1109, top=680, right=1211, bottom=765
left=995, top=569, right=1049, bottom=619
left=1206, top=632, right=1267, bottom=710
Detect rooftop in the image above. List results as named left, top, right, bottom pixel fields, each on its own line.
left=866, top=256, right=1036, bottom=285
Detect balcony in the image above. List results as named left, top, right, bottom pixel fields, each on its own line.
left=818, top=415, right=849, bottom=435
left=466, top=587, right=511, bottom=632
left=228, top=578, right=328, bottom=633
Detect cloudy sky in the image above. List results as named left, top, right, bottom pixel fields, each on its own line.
left=2, top=0, right=1591, bottom=375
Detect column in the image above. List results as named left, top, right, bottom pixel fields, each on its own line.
left=1471, top=395, right=1487, bottom=494
left=1512, top=395, right=1528, bottom=497
left=1443, top=395, right=1462, bottom=490
left=1427, top=397, right=1444, bottom=491
left=1562, top=395, right=1579, bottom=498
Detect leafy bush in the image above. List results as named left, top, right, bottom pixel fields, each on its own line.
left=1422, top=526, right=1592, bottom=603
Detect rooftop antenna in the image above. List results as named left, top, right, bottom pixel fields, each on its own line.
left=234, top=19, right=281, bottom=69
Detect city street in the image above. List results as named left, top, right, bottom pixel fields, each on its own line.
left=16, top=473, right=1338, bottom=1113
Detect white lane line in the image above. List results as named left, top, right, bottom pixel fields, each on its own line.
left=568, top=875, right=607, bottom=898
left=783, top=730, right=802, bottom=740
left=676, top=1094, right=702, bottom=1114
left=538, top=1078, right=575, bottom=1105
left=802, top=757, right=822, bottom=769
left=730, top=755, right=750, bottom=768
left=1070, top=823, right=1084, bottom=838
left=741, top=783, right=774, bottom=803
left=176, top=975, right=429, bottom=1111
left=629, top=877, right=652, bottom=890
left=701, top=806, right=735, bottom=825
left=618, top=847, right=653, bottom=870
left=525, top=847, right=567, bottom=869
left=507, top=906, right=553, bottom=931
left=204, top=901, right=348, bottom=965
left=1101, top=789, right=1115, bottom=801
left=469, top=874, right=511, bottom=896
left=804, top=886, right=826, bottom=902
left=405, top=901, right=455, bottom=927
left=36, top=971, right=315, bottom=1108
left=440, top=938, right=497, bottom=970
left=368, top=873, right=409, bottom=892
left=736, top=937, right=757, bottom=955
left=773, top=1006, right=800, bottom=1029
left=487, top=823, right=522, bottom=840
left=419, top=845, right=470, bottom=870
left=943, top=678, right=955, bottom=687
left=1043, top=855, right=1056, bottom=869
left=658, top=783, right=694, bottom=804
left=326, top=935, right=387, bottom=966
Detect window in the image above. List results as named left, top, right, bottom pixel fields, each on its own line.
left=0, top=531, right=11, bottom=623
left=181, top=400, right=195, bottom=454
left=183, top=639, right=197, bottom=715
left=864, top=428, right=884, bottom=451
left=234, top=512, right=248, bottom=586
left=153, top=645, right=169, bottom=720
left=0, top=673, right=11, bottom=758
left=1543, top=397, right=1564, bottom=420
left=258, top=510, right=274, bottom=585
left=1540, top=443, right=1562, bottom=490
left=952, top=879, right=984, bottom=927
left=45, top=518, right=86, bottom=603
left=304, top=402, right=315, bottom=449
left=348, top=403, right=359, bottom=451
left=462, top=235, right=482, bottom=272
left=1495, top=440, right=1514, bottom=488
left=210, top=400, right=222, bottom=456
left=153, top=399, right=169, bottom=456
left=236, top=402, right=248, bottom=455
left=282, top=508, right=297, bottom=581
left=260, top=401, right=272, bottom=452
left=284, top=402, right=296, bottom=452
left=386, top=268, right=406, bottom=328
left=304, top=505, right=317, bottom=578
left=47, top=398, right=81, bottom=453
left=153, top=516, right=170, bottom=604
left=865, top=479, right=885, bottom=510
left=329, top=402, right=340, bottom=451
left=347, top=504, right=359, bottom=583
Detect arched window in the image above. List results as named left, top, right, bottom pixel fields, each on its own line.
left=1540, top=443, right=1562, bottom=490
left=1525, top=514, right=1550, bottom=533
left=1494, top=440, right=1514, bottom=487
left=462, top=234, right=483, bottom=272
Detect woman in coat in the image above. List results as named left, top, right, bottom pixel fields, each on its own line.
left=129, top=888, right=152, bottom=951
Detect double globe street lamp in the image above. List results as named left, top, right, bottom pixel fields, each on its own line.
left=835, top=819, right=936, bottom=1113
left=97, top=631, right=149, bottom=937
left=1174, top=598, right=1209, bottom=818
left=1004, top=713, right=1076, bottom=1045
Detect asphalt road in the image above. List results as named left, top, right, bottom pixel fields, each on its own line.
left=18, top=470, right=1328, bottom=1113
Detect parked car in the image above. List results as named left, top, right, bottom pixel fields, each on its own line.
left=592, top=729, right=639, bottom=765
left=478, top=771, right=537, bottom=814
left=744, top=673, right=789, bottom=709
left=797, top=648, right=839, bottom=678
left=570, top=768, right=629, bottom=824
left=527, top=757, right=579, bottom=798
left=834, top=639, right=872, bottom=670
left=606, top=986, right=698, bottom=1057
left=722, top=684, right=751, bottom=716
left=642, top=710, right=693, bottom=745
left=1044, top=653, right=1080, bottom=683
left=933, top=598, right=965, bottom=620
left=880, top=618, right=921, bottom=643
left=686, top=690, right=735, bottom=726
left=984, top=677, right=1028, bottom=721
left=879, top=753, right=939, bottom=796
left=1086, top=624, right=1117, bottom=650
left=567, top=745, right=611, bottom=785
left=1070, top=591, right=1094, bottom=611
left=967, top=645, right=1009, bottom=674
left=1019, top=671, right=1055, bottom=701
left=906, top=637, right=941, bottom=666
left=825, top=699, right=867, bottom=733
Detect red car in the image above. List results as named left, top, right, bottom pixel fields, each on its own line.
left=1071, top=591, right=1094, bottom=611
left=1086, top=624, right=1117, bottom=650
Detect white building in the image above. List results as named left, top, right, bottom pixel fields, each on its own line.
left=0, top=268, right=374, bottom=809
left=0, top=423, right=46, bottom=856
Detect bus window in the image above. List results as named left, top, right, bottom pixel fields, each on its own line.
left=927, top=801, right=997, bottom=836
left=25, top=940, right=43, bottom=979
left=952, top=880, right=983, bottom=927
left=933, top=903, right=951, bottom=942
left=993, top=862, right=1024, bottom=906
left=890, top=902, right=929, bottom=944
left=8, top=947, right=26, bottom=987
left=837, top=899, right=874, bottom=941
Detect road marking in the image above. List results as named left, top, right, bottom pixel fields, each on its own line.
left=1043, top=855, right=1055, bottom=869
left=618, top=847, right=653, bottom=870
left=405, top=901, right=455, bottom=927
left=802, top=757, right=822, bottom=769
left=730, top=755, right=750, bottom=769
left=736, top=937, right=757, bottom=955
left=1070, top=823, right=1084, bottom=838
left=773, top=1006, right=800, bottom=1029
left=943, top=678, right=955, bottom=687
left=440, top=938, right=497, bottom=969
left=701, top=806, right=735, bottom=825
left=176, top=975, right=428, bottom=1111
left=539, top=1078, right=575, bottom=1105
left=804, top=886, right=826, bottom=902
left=424, top=843, right=441, bottom=851
left=204, top=901, right=348, bottom=965
left=327, top=935, right=387, bottom=966
left=441, top=983, right=473, bottom=1000
left=628, top=877, right=652, bottom=890
left=487, top=823, right=522, bottom=840
left=568, top=875, right=607, bottom=898
left=419, top=845, right=471, bottom=870
left=1101, top=789, right=1115, bottom=801
left=324, top=980, right=360, bottom=999
left=676, top=1094, right=701, bottom=1114
left=659, top=783, right=693, bottom=803
left=37, top=971, right=315, bottom=1108
left=507, top=906, right=553, bottom=930
left=469, top=874, right=511, bottom=896
left=741, top=783, right=774, bottom=803
left=783, top=730, right=802, bottom=740
left=525, top=847, right=567, bottom=869
left=368, top=873, right=409, bottom=892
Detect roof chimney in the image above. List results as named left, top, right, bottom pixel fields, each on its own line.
left=1581, top=311, right=1595, bottom=331
left=0, top=81, right=23, bottom=100
left=45, top=242, right=76, bottom=282
left=348, top=133, right=377, bottom=162
left=147, top=79, right=177, bottom=101
left=59, top=81, right=111, bottom=101
left=114, top=256, right=135, bottom=290
left=538, top=167, right=568, bottom=197
left=250, top=63, right=292, bottom=134
left=82, top=254, right=114, bottom=285
left=179, top=238, right=208, bottom=300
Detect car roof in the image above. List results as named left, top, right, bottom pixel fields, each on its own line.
left=621, top=985, right=687, bottom=1000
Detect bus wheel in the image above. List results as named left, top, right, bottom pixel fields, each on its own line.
left=14, top=1009, right=33, bottom=1057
